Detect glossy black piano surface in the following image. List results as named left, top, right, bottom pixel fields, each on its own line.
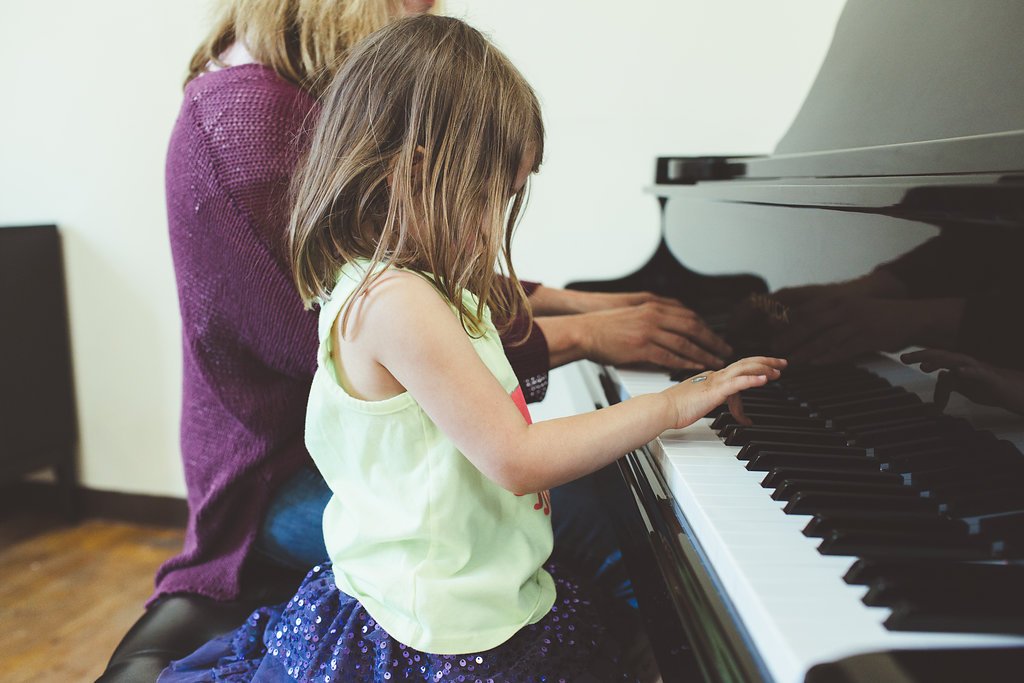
left=566, top=1, right=1024, bottom=681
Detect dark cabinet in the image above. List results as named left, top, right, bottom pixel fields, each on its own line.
left=0, top=224, right=78, bottom=517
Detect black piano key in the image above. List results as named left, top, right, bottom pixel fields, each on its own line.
left=885, top=602, right=1024, bottom=635
left=711, top=413, right=827, bottom=431
left=906, top=463, right=1014, bottom=488
left=863, top=572, right=1024, bottom=608
left=844, top=559, right=928, bottom=585
left=855, top=426, right=954, bottom=450
left=812, top=391, right=920, bottom=415
left=705, top=404, right=729, bottom=418
left=818, top=529, right=994, bottom=560
left=879, top=449, right=965, bottom=472
left=830, top=403, right=940, bottom=430
left=738, top=441, right=868, bottom=461
left=723, top=399, right=808, bottom=416
left=804, top=514, right=965, bottom=539
left=845, top=559, right=1024, bottom=586
left=796, top=384, right=904, bottom=405
left=783, top=491, right=937, bottom=515
left=855, top=421, right=966, bottom=447
left=883, top=454, right=975, bottom=476
left=710, top=359, right=1024, bottom=637
left=780, top=372, right=884, bottom=391
left=771, top=478, right=914, bottom=501
left=779, top=365, right=874, bottom=381
left=761, top=467, right=903, bottom=489
left=877, top=438, right=960, bottom=456
left=852, top=417, right=951, bottom=437
left=977, top=511, right=1024, bottom=538
left=874, top=442, right=966, bottom=464
left=977, top=522, right=1024, bottom=555
left=740, top=385, right=791, bottom=398
left=724, top=426, right=853, bottom=447
left=780, top=363, right=872, bottom=377
left=941, top=487, right=1024, bottom=517
left=783, top=381, right=891, bottom=398
left=747, top=452, right=880, bottom=473
left=741, top=405, right=816, bottom=419
left=869, top=435, right=957, bottom=457
left=903, top=450, right=1024, bottom=488
left=922, top=472, right=1024, bottom=499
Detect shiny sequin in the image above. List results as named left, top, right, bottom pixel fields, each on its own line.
left=159, top=562, right=637, bottom=682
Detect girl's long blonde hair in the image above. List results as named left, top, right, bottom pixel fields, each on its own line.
left=187, top=0, right=401, bottom=94
left=289, top=15, right=544, bottom=339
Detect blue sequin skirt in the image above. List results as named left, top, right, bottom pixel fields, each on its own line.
left=158, top=563, right=637, bottom=683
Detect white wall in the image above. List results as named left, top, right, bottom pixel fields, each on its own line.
left=1, top=1, right=214, bottom=497
left=447, top=0, right=850, bottom=286
left=1, top=1, right=847, bottom=498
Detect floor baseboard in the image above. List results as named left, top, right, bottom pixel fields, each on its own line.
left=0, top=481, right=187, bottom=528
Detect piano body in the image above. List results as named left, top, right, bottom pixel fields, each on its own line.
left=564, top=1, right=1024, bottom=681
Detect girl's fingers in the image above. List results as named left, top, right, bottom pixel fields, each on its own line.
left=724, top=358, right=786, bottom=379
left=727, top=393, right=750, bottom=426
left=717, top=373, right=769, bottom=397
left=721, top=356, right=785, bottom=376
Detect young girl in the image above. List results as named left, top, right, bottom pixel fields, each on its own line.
left=161, top=14, right=784, bottom=683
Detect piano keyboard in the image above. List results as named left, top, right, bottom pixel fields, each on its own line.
left=575, top=354, right=1024, bottom=683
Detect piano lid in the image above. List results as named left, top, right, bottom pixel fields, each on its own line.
left=761, top=0, right=1024, bottom=178
left=652, top=0, right=1024, bottom=222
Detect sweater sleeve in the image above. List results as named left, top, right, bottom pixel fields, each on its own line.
left=496, top=278, right=549, bottom=403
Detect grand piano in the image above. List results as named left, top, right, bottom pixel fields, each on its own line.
left=563, top=1, right=1024, bottom=681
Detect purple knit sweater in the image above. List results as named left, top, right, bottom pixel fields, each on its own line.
left=158, top=65, right=549, bottom=604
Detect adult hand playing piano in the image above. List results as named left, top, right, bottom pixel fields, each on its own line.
left=901, top=349, right=1024, bottom=417
left=534, top=296, right=733, bottom=371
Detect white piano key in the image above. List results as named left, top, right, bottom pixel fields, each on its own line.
left=592, top=358, right=1024, bottom=683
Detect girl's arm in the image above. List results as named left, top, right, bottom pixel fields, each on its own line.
left=349, top=273, right=784, bottom=494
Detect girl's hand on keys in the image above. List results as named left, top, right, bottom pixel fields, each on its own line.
left=663, top=357, right=787, bottom=429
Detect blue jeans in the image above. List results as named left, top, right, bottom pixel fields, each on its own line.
left=255, top=466, right=634, bottom=611
left=254, top=466, right=331, bottom=570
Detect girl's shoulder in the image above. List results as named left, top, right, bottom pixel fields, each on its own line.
left=330, top=262, right=439, bottom=305
left=330, top=262, right=472, bottom=312
left=354, top=268, right=456, bottom=323
left=321, top=263, right=457, bottom=343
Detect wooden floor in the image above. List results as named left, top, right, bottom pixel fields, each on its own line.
left=0, top=512, right=184, bottom=683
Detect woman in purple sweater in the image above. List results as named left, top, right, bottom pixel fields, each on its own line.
left=158, top=0, right=730, bottom=633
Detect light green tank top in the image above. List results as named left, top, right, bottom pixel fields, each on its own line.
left=305, top=260, right=555, bottom=654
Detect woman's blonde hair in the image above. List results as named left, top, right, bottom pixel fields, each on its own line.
left=289, top=15, right=544, bottom=339
left=187, top=0, right=401, bottom=94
